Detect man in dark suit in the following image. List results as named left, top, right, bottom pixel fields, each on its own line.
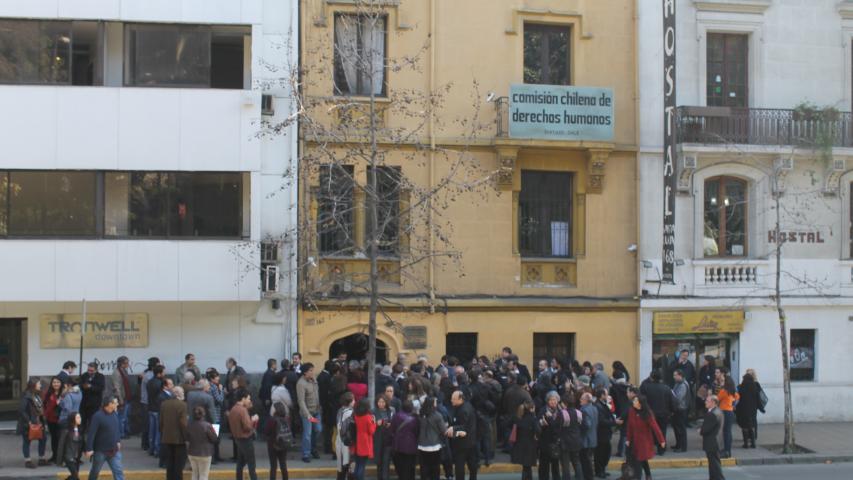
left=701, top=395, right=725, bottom=480
left=317, top=360, right=335, bottom=454
left=79, top=362, right=106, bottom=432
left=447, top=390, right=478, bottom=480
left=160, top=386, right=188, bottom=480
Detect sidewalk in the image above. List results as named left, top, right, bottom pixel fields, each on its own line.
left=2, top=422, right=851, bottom=479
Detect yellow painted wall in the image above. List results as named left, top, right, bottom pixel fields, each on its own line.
left=300, top=308, right=640, bottom=381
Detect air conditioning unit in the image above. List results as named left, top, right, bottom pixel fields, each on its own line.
left=261, top=241, right=280, bottom=264
left=775, top=156, right=794, bottom=171
left=262, top=265, right=279, bottom=295
left=261, top=94, right=274, bottom=116
left=681, top=154, right=698, bottom=170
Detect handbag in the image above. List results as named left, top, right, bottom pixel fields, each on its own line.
left=509, top=424, right=518, bottom=445
left=28, top=423, right=44, bottom=441
left=758, top=388, right=769, bottom=410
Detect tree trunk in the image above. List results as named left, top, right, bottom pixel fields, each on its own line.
left=366, top=60, right=380, bottom=404
left=774, top=188, right=795, bottom=453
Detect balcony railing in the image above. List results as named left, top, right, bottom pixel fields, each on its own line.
left=495, top=96, right=509, bottom=137
left=676, top=106, right=853, bottom=147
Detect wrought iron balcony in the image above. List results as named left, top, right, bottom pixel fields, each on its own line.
left=675, top=106, right=853, bottom=148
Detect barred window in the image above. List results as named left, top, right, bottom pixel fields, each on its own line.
left=367, top=166, right=401, bottom=255
left=519, top=171, right=572, bottom=258
left=318, top=165, right=355, bottom=255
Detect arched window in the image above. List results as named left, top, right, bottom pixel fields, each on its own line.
left=704, top=176, right=747, bottom=257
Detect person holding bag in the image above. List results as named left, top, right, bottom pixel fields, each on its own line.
left=537, top=391, right=563, bottom=480
left=418, top=396, right=448, bottom=480
left=18, top=379, right=48, bottom=469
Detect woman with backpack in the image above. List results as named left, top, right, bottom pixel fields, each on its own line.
left=511, top=400, right=540, bottom=480
left=559, top=393, right=584, bottom=480
left=418, top=396, right=447, bottom=480
left=186, top=405, right=218, bottom=480
left=625, top=394, right=665, bottom=480
left=373, top=395, right=395, bottom=480
left=352, top=398, right=377, bottom=480
left=389, top=400, right=419, bottom=480
left=264, top=402, right=293, bottom=480
left=335, top=392, right=356, bottom=480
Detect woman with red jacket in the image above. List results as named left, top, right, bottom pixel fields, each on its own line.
left=352, top=398, right=377, bottom=480
left=625, top=394, right=665, bottom=480
left=42, top=377, right=63, bottom=463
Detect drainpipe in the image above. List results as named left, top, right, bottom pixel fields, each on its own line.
left=428, top=0, right=436, bottom=314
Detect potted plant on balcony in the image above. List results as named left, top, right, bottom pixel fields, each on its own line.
left=792, top=102, right=839, bottom=161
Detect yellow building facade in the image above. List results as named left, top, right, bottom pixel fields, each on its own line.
left=298, top=0, right=639, bottom=377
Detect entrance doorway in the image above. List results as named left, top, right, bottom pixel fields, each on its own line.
left=652, top=334, right=739, bottom=383
left=329, top=333, right=388, bottom=365
left=446, top=333, right=478, bottom=365
left=0, top=318, right=24, bottom=419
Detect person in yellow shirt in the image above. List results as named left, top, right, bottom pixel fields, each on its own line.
left=714, top=367, right=739, bottom=458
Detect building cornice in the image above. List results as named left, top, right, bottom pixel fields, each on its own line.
left=839, top=0, right=853, bottom=20
left=305, top=295, right=639, bottom=312
left=693, top=0, right=772, bottom=15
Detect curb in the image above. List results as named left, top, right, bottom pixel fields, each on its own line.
left=49, top=457, right=738, bottom=480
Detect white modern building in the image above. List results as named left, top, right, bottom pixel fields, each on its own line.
left=0, top=0, right=298, bottom=414
left=638, top=0, right=853, bottom=422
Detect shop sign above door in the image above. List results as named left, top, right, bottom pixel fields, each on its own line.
left=509, top=84, right=614, bottom=141
left=40, top=313, right=149, bottom=349
left=653, top=311, right=744, bottom=334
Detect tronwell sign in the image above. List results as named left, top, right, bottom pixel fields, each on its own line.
left=508, top=84, right=614, bottom=141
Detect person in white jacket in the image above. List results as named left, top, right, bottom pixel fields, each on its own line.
left=269, top=372, right=293, bottom=416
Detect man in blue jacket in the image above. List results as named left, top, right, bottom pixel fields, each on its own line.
left=85, top=396, right=124, bottom=480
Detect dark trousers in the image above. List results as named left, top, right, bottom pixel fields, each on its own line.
left=654, top=415, right=669, bottom=454
left=48, top=422, right=61, bottom=460
left=629, top=458, right=651, bottom=480
left=593, top=439, right=611, bottom=476
left=478, top=416, right=494, bottom=462
left=579, top=448, right=594, bottom=480
left=162, top=443, right=187, bottom=480
left=322, top=411, right=335, bottom=453
left=266, top=443, right=288, bottom=480
left=235, top=437, right=258, bottom=480
left=538, top=451, right=560, bottom=480
left=560, top=449, right=582, bottom=480
left=393, top=452, right=417, bottom=480
left=419, top=449, right=442, bottom=480
left=65, top=459, right=81, bottom=479
left=521, top=465, right=533, bottom=480
left=706, top=450, right=725, bottom=480
left=140, top=404, right=149, bottom=450
left=452, top=447, right=478, bottom=480
left=672, top=409, right=688, bottom=450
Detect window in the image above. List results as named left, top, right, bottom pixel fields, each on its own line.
left=445, top=333, right=478, bottom=365
left=533, top=333, right=575, bottom=366
left=704, top=176, right=747, bottom=257
left=333, top=14, right=386, bottom=96
left=4, top=171, right=97, bottom=236
left=707, top=33, right=748, bottom=107
left=790, top=329, right=815, bottom=381
left=318, top=165, right=355, bottom=255
left=124, top=24, right=248, bottom=88
left=519, top=171, right=572, bottom=258
left=367, top=166, right=401, bottom=255
left=0, top=20, right=102, bottom=86
left=523, top=23, right=570, bottom=85
left=105, top=172, right=243, bottom=238
left=0, top=20, right=71, bottom=84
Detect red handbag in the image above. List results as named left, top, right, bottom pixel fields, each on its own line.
left=508, top=424, right=518, bottom=445
left=28, top=423, right=44, bottom=441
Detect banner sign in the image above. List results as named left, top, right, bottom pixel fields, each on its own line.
left=662, top=0, right=677, bottom=283
left=509, top=84, right=614, bottom=141
left=653, top=311, right=745, bottom=334
left=40, top=313, right=149, bottom=349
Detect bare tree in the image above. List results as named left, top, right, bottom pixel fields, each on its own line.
left=257, top=0, right=495, bottom=401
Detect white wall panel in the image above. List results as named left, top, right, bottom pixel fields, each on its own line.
left=56, top=88, right=119, bottom=169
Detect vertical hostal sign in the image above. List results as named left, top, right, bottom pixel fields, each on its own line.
left=662, top=0, right=676, bottom=283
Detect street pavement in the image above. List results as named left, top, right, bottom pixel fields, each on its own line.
left=480, top=463, right=853, bottom=480
left=1, top=421, right=852, bottom=479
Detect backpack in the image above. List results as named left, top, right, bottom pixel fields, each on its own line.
left=273, top=417, right=294, bottom=451
left=340, top=413, right=357, bottom=447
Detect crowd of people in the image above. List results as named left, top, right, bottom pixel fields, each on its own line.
left=16, top=347, right=767, bottom=480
